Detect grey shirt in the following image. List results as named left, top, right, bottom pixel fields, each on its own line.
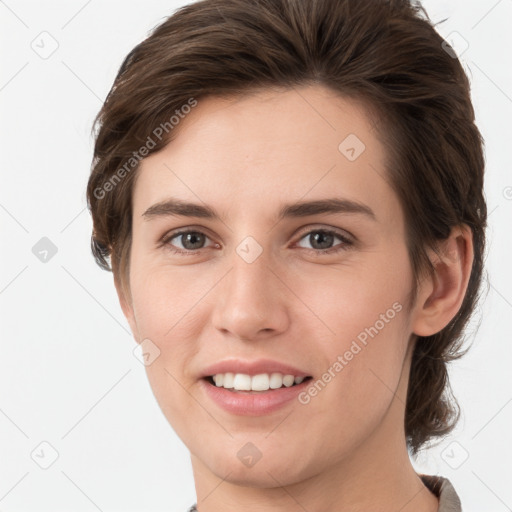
left=420, top=474, right=462, bottom=512
left=187, top=473, right=462, bottom=511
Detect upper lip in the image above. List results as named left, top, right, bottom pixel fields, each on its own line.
left=200, top=358, right=312, bottom=379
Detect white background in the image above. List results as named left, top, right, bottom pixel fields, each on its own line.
left=1, top=1, right=511, bottom=511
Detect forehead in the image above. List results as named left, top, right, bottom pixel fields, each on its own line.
left=133, top=85, right=400, bottom=226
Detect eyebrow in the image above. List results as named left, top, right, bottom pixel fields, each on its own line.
left=142, top=197, right=377, bottom=222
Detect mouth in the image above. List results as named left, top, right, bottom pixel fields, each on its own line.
left=202, top=375, right=314, bottom=393
left=200, top=372, right=315, bottom=415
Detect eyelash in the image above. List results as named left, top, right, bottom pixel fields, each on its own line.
left=159, top=227, right=354, bottom=256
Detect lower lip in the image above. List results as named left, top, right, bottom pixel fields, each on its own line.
left=200, top=377, right=312, bottom=416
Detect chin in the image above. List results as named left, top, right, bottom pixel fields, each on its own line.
left=212, top=461, right=303, bottom=489
left=196, top=441, right=314, bottom=489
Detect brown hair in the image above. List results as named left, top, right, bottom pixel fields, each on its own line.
left=86, top=0, right=487, bottom=455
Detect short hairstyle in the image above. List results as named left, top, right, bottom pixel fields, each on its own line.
left=86, top=0, right=487, bottom=455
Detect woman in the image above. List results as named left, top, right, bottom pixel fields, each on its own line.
left=87, top=0, right=487, bottom=510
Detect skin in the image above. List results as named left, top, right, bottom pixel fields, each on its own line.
left=115, top=84, right=473, bottom=512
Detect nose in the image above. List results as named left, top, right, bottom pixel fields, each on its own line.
left=210, top=245, right=290, bottom=342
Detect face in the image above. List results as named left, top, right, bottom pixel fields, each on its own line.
left=119, top=85, right=422, bottom=488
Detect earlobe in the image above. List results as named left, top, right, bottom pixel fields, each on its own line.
left=412, top=224, right=474, bottom=337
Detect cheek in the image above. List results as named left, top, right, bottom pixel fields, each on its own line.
left=294, top=244, right=411, bottom=344
left=291, top=281, right=410, bottom=465
left=129, top=265, right=207, bottom=436
left=130, top=256, right=210, bottom=339
left=294, top=248, right=412, bottom=405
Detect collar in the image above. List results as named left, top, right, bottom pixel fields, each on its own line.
left=419, top=473, right=462, bottom=512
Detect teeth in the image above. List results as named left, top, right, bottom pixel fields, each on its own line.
left=211, top=372, right=307, bottom=391
left=233, top=373, right=252, bottom=391
left=252, top=373, right=269, bottom=391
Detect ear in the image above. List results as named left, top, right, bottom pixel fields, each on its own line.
left=411, top=224, right=474, bottom=337
left=113, top=274, right=141, bottom=344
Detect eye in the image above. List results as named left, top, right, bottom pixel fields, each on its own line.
left=161, top=229, right=218, bottom=255
left=295, top=228, right=353, bottom=254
